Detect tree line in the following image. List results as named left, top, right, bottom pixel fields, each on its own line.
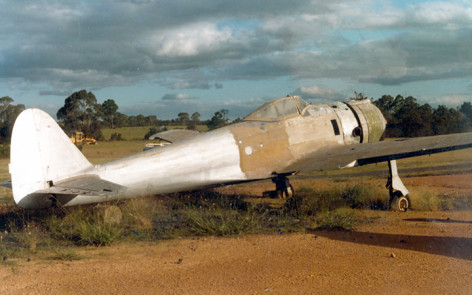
left=371, top=94, right=472, bottom=137
left=0, top=90, right=471, bottom=143
left=54, top=90, right=232, bottom=140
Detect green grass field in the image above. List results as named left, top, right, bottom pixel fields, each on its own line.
left=101, top=126, right=154, bottom=140
left=101, top=125, right=208, bottom=141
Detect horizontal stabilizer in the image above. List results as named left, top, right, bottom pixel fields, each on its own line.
left=38, top=175, right=126, bottom=196
left=0, top=180, right=12, bottom=189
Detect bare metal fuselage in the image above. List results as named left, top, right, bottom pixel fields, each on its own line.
left=10, top=95, right=472, bottom=210
left=59, top=98, right=385, bottom=206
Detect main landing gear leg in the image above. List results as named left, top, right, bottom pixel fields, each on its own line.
left=387, top=160, right=411, bottom=212
left=273, top=175, right=294, bottom=199
left=263, top=175, right=294, bottom=199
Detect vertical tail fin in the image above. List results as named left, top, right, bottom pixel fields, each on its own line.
left=9, top=108, right=93, bottom=208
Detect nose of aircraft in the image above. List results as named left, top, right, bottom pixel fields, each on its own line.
left=345, top=99, right=387, bottom=143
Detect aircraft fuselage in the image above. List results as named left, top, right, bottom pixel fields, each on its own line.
left=59, top=97, right=386, bottom=206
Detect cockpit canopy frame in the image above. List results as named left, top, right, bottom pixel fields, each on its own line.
left=243, top=96, right=310, bottom=121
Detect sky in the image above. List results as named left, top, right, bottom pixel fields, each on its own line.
left=1, top=0, right=472, bottom=119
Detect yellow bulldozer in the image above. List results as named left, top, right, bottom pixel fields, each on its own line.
left=70, top=131, right=97, bottom=145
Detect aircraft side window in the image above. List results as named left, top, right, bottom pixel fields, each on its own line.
left=331, top=119, right=340, bottom=135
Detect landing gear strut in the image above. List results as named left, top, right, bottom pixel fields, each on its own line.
left=387, top=160, right=411, bottom=212
left=263, top=175, right=294, bottom=199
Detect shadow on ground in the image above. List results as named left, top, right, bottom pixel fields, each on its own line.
left=404, top=218, right=472, bottom=224
left=314, top=230, right=472, bottom=260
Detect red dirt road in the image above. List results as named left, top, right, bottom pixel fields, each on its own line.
left=1, top=210, right=472, bottom=294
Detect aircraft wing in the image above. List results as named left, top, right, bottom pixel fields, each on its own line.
left=286, top=132, right=472, bottom=172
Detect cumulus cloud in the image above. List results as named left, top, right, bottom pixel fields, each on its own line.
left=292, top=86, right=340, bottom=100
left=1, top=0, right=472, bottom=104
left=151, top=23, right=233, bottom=58
left=422, top=93, right=470, bottom=106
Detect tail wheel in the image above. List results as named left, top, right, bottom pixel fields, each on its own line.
left=390, top=193, right=411, bottom=212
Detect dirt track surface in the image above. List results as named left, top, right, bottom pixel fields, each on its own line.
left=1, top=209, right=472, bottom=295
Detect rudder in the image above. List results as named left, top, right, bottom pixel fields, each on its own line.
left=9, top=108, right=93, bottom=208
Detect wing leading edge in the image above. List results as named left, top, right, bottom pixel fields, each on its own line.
left=285, top=132, right=472, bottom=172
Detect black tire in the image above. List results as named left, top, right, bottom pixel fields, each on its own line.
left=389, top=192, right=411, bottom=212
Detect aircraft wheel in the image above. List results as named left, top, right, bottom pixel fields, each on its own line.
left=284, top=184, right=294, bottom=199
left=276, top=184, right=294, bottom=199
left=390, top=193, right=411, bottom=212
left=279, top=184, right=294, bottom=199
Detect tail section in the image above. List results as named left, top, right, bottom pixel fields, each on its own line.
left=10, top=108, right=93, bottom=208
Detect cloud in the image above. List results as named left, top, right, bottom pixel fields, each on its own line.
left=422, top=93, right=471, bottom=107
left=150, top=23, right=233, bottom=58
left=1, top=0, right=472, bottom=99
left=292, top=86, right=340, bottom=100
left=39, top=90, right=74, bottom=96
left=411, top=1, right=472, bottom=27
left=162, top=80, right=224, bottom=90
left=161, top=93, right=197, bottom=101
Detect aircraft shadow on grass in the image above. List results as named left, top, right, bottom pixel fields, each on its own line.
left=314, top=229, right=472, bottom=261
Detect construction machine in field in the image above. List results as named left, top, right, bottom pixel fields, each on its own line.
left=70, top=131, right=97, bottom=145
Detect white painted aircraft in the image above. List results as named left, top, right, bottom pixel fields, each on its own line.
left=6, top=96, right=472, bottom=211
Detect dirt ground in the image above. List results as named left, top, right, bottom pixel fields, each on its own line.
left=1, top=175, right=472, bottom=294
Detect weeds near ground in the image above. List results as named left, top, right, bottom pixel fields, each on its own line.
left=46, top=249, right=85, bottom=261
left=284, top=183, right=387, bottom=217
left=314, top=208, right=356, bottom=231
left=6, top=182, right=460, bottom=261
left=0, top=184, right=379, bottom=260
left=46, top=208, right=124, bottom=246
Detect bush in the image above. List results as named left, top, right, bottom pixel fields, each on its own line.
left=109, top=132, right=123, bottom=141
left=46, top=209, right=123, bottom=246
left=341, top=184, right=388, bottom=210
left=284, top=184, right=387, bottom=218
left=315, top=208, right=356, bottom=231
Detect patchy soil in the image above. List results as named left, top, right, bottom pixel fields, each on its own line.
left=1, top=173, right=472, bottom=294
left=1, top=209, right=472, bottom=295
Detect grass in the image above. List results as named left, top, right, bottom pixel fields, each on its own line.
left=315, top=208, right=356, bottom=231
left=0, top=186, right=368, bottom=260
left=1, top=173, right=471, bottom=262
left=46, top=210, right=124, bottom=246
left=101, top=125, right=208, bottom=141
left=46, top=249, right=85, bottom=261
left=101, top=126, right=157, bottom=141
left=80, top=140, right=145, bottom=164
